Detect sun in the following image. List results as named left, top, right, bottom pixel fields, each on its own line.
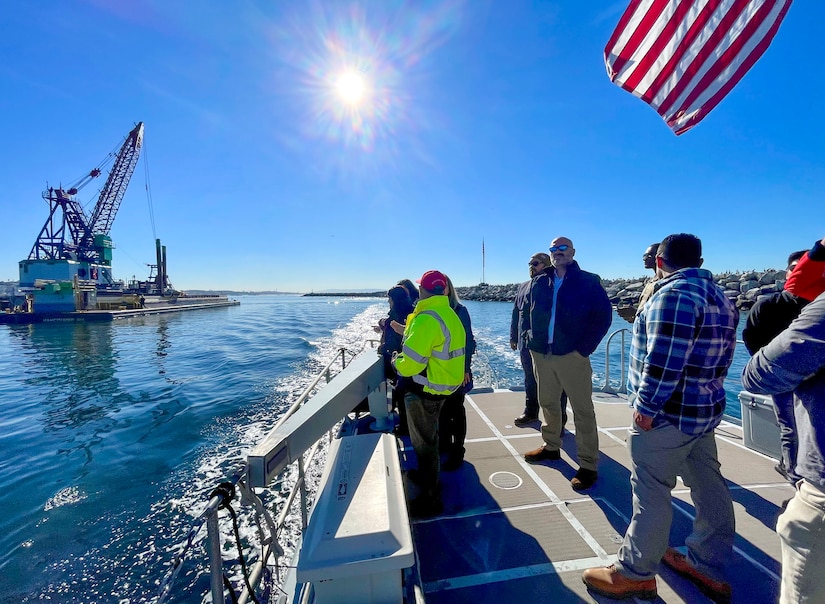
left=335, top=70, right=367, bottom=105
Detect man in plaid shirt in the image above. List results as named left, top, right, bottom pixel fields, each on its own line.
left=583, top=233, right=738, bottom=602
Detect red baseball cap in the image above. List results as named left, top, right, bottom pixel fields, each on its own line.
left=416, top=270, right=447, bottom=292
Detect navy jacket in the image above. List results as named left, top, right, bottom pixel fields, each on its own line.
left=510, top=280, right=531, bottom=350
left=525, top=262, right=612, bottom=357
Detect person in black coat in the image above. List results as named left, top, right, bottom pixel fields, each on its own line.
left=439, top=275, right=476, bottom=471
left=379, top=285, right=414, bottom=434
left=511, top=253, right=568, bottom=430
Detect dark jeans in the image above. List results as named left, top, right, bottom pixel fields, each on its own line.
left=439, top=389, right=467, bottom=459
left=773, top=391, right=801, bottom=480
left=521, top=346, right=568, bottom=425
left=405, top=391, right=445, bottom=496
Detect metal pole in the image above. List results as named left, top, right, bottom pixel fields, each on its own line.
left=206, top=511, right=225, bottom=604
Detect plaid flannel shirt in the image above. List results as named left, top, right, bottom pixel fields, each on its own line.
left=628, top=267, right=738, bottom=435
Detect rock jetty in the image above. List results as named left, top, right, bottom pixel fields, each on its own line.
left=455, top=269, right=787, bottom=311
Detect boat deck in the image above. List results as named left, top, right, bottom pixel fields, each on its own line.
left=400, top=389, right=790, bottom=603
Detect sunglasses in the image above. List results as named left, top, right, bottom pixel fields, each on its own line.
left=529, top=261, right=542, bottom=267
left=549, top=244, right=569, bottom=253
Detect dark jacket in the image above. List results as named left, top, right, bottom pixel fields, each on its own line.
left=510, top=280, right=530, bottom=350
left=742, top=290, right=807, bottom=355
left=525, top=261, right=612, bottom=357
left=454, top=302, right=476, bottom=375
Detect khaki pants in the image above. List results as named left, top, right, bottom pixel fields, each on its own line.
left=778, top=479, right=825, bottom=603
left=530, top=350, right=598, bottom=470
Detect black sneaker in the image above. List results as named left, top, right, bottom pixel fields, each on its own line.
left=514, top=414, right=539, bottom=427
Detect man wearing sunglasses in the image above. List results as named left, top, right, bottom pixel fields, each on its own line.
left=523, top=237, right=612, bottom=491
left=510, top=253, right=568, bottom=430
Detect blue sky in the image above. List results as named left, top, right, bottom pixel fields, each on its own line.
left=2, top=1, right=823, bottom=292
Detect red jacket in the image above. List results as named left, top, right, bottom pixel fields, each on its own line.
left=785, top=240, right=825, bottom=302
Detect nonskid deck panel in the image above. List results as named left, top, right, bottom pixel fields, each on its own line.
left=402, top=389, right=791, bottom=603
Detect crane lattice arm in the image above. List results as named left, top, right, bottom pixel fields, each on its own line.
left=27, top=122, right=144, bottom=264
left=87, top=122, right=144, bottom=237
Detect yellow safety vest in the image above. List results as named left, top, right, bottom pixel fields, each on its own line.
left=393, top=295, right=466, bottom=396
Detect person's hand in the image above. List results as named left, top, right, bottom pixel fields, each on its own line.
left=463, top=372, right=471, bottom=386
left=390, top=320, right=404, bottom=335
left=510, top=341, right=517, bottom=351
left=633, top=410, right=654, bottom=431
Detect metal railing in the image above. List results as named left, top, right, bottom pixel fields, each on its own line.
left=600, top=328, right=630, bottom=394
left=156, top=346, right=366, bottom=604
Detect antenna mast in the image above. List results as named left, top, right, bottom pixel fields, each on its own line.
left=481, top=238, right=486, bottom=285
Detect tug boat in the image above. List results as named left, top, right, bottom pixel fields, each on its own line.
left=158, top=340, right=788, bottom=604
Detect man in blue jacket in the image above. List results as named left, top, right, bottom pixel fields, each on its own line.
left=743, top=290, right=825, bottom=603
left=523, top=237, right=612, bottom=491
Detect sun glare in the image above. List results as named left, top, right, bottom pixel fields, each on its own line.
left=336, top=71, right=366, bottom=105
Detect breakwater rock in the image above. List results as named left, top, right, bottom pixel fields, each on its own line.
left=455, top=269, right=787, bottom=311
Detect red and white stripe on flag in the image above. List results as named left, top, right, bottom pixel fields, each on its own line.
left=604, top=0, right=793, bottom=135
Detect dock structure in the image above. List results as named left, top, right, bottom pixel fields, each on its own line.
left=0, top=296, right=239, bottom=324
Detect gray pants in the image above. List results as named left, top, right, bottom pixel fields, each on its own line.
left=778, top=479, right=825, bottom=603
left=617, top=422, right=734, bottom=582
left=405, top=391, right=445, bottom=497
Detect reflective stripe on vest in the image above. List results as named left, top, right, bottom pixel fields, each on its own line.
left=407, top=309, right=464, bottom=395
left=411, top=372, right=460, bottom=394
left=418, top=310, right=466, bottom=360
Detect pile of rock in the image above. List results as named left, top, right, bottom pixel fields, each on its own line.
left=456, top=269, right=786, bottom=311
left=607, top=270, right=786, bottom=311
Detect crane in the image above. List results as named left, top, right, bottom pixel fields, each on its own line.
left=26, top=122, right=144, bottom=267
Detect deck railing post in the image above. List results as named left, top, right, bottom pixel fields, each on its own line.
left=206, top=510, right=226, bottom=604
left=298, top=457, right=309, bottom=530
left=601, top=328, right=629, bottom=394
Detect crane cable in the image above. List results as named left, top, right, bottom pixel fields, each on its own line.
left=142, top=134, right=158, bottom=241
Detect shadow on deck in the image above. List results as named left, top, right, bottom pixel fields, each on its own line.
left=401, top=389, right=790, bottom=603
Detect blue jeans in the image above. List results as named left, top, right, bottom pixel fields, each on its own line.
left=617, top=422, right=734, bottom=582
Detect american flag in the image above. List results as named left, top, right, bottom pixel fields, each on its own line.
left=604, top=0, right=793, bottom=135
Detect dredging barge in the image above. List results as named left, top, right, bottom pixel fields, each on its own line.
left=3, top=122, right=239, bottom=325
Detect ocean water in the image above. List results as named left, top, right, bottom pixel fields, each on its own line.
left=0, top=295, right=751, bottom=602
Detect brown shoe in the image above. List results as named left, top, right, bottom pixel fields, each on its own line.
left=662, top=548, right=731, bottom=603
left=571, top=468, right=598, bottom=490
left=524, top=446, right=560, bottom=463
left=582, top=565, right=657, bottom=600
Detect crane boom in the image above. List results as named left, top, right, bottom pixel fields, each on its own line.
left=87, top=122, right=144, bottom=237
left=27, top=122, right=144, bottom=264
